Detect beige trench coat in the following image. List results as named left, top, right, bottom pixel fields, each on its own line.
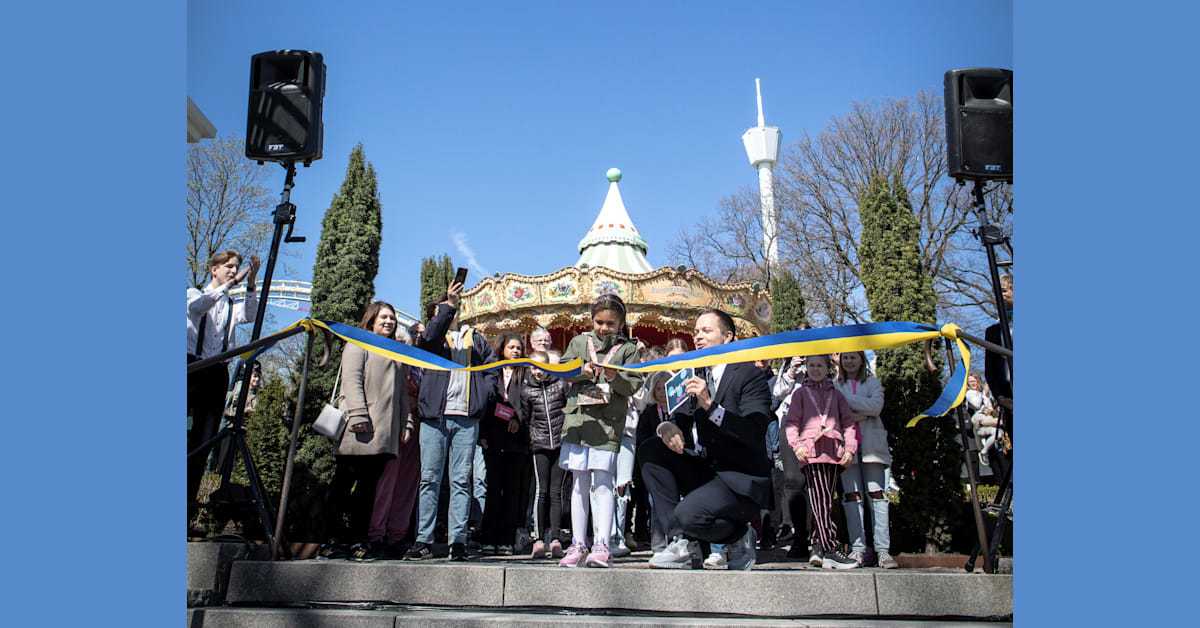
left=337, top=343, right=408, bottom=457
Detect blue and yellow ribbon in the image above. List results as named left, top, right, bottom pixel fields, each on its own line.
left=267, top=318, right=970, bottom=427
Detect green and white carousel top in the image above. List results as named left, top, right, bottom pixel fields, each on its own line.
left=575, top=168, right=654, bottom=275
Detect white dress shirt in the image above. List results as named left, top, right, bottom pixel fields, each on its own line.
left=186, top=282, right=257, bottom=359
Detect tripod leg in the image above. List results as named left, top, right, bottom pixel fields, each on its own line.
left=235, top=431, right=284, bottom=556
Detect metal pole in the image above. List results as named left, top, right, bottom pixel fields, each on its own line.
left=272, top=330, right=314, bottom=560
left=945, top=337, right=992, bottom=573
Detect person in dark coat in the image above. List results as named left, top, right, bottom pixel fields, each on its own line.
left=405, top=282, right=499, bottom=561
left=478, top=333, right=532, bottom=554
left=520, top=349, right=569, bottom=558
left=638, top=309, right=774, bottom=571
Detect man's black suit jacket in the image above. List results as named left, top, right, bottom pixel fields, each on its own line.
left=669, top=362, right=774, bottom=508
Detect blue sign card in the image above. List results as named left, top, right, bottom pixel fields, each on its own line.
left=666, top=367, right=694, bottom=415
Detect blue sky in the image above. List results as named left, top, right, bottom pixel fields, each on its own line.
left=188, top=1, right=1011, bottom=323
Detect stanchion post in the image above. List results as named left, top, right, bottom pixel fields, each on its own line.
left=945, top=337, right=993, bottom=573
left=272, top=329, right=314, bottom=560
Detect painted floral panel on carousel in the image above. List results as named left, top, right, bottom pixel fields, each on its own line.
left=543, top=278, right=578, bottom=303
left=505, top=282, right=537, bottom=306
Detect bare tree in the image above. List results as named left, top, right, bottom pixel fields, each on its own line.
left=669, top=91, right=1012, bottom=331
left=186, top=136, right=275, bottom=287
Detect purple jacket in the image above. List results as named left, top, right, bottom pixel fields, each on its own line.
left=783, top=378, right=857, bottom=466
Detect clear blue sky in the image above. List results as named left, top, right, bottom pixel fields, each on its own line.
left=188, top=1, right=1011, bottom=323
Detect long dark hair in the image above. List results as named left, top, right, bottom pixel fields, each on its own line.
left=590, top=293, right=629, bottom=338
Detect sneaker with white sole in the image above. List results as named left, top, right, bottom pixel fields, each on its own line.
left=703, top=551, right=727, bottom=569
left=585, top=544, right=611, bottom=568
left=848, top=550, right=865, bottom=567
left=808, top=547, right=823, bottom=568
left=877, top=551, right=899, bottom=569
left=610, top=543, right=631, bottom=558
left=648, top=537, right=694, bottom=569
left=557, top=543, right=588, bottom=568
left=725, top=527, right=757, bottom=571
left=822, top=548, right=860, bottom=570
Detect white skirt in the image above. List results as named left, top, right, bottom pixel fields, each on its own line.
left=558, top=441, right=618, bottom=474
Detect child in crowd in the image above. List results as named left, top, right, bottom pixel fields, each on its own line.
left=557, top=294, right=643, bottom=568
left=521, top=350, right=569, bottom=559
left=783, top=354, right=859, bottom=569
left=834, top=351, right=897, bottom=569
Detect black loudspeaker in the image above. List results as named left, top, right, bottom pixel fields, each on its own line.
left=944, top=68, right=1012, bottom=181
left=246, top=50, right=325, bottom=164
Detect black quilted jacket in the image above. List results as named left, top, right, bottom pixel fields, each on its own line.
left=520, top=373, right=568, bottom=452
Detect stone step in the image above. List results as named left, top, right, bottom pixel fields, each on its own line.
left=224, top=559, right=1011, bottom=620
left=187, top=606, right=1010, bottom=627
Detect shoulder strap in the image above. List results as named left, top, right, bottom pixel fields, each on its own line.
left=330, top=363, right=342, bottom=405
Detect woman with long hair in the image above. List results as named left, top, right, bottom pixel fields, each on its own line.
left=478, top=332, right=532, bottom=554
left=330, top=301, right=418, bottom=561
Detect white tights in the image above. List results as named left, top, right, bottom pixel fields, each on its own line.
left=570, top=468, right=614, bottom=547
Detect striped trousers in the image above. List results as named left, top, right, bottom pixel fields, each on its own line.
left=801, top=463, right=841, bottom=553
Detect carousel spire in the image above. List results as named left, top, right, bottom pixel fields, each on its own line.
left=576, top=168, right=653, bottom=274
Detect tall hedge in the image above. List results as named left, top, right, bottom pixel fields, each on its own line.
left=858, top=174, right=962, bottom=552
left=770, top=268, right=808, bottom=333
left=419, top=254, right=454, bottom=321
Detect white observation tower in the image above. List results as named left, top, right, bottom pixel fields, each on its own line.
left=740, top=78, right=782, bottom=267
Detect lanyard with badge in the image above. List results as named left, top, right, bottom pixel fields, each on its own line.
left=577, top=335, right=619, bottom=406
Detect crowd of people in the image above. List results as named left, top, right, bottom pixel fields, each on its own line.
left=187, top=250, right=1013, bottom=570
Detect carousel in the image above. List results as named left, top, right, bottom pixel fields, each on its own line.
left=458, top=168, right=772, bottom=349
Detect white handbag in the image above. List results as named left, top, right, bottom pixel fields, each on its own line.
left=313, top=368, right=347, bottom=440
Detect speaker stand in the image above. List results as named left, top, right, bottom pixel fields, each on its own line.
left=188, top=162, right=305, bottom=555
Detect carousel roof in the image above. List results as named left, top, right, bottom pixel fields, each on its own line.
left=576, top=168, right=654, bottom=275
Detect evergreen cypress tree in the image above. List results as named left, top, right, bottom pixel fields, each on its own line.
left=419, top=253, right=454, bottom=320
left=247, top=144, right=384, bottom=541
left=859, top=174, right=962, bottom=552
left=770, top=268, right=808, bottom=333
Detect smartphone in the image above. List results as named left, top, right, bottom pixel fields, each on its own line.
left=453, top=267, right=469, bottom=287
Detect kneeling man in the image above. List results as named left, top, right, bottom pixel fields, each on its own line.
left=638, top=309, right=773, bottom=570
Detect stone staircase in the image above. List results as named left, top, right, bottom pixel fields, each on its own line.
left=187, top=542, right=1012, bottom=626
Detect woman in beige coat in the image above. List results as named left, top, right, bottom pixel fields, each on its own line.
left=331, top=301, right=418, bottom=560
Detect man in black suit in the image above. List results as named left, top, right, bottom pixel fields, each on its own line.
left=638, top=309, right=774, bottom=570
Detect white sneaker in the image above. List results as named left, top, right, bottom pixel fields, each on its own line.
left=848, top=550, right=864, bottom=566
left=703, top=552, right=727, bottom=569
left=808, top=547, right=823, bottom=568
left=649, top=537, right=694, bottom=569
left=725, top=527, right=757, bottom=571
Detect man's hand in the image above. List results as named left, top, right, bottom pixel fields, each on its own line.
left=401, top=423, right=416, bottom=444
left=793, top=445, right=808, bottom=463
left=446, top=281, right=463, bottom=308
left=506, top=419, right=520, bottom=434
left=348, top=419, right=371, bottom=434
left=581, top=362, right=597, bottom=379
left=839, top=451, right=855, bottom=467
left=658, top=422, right=685, bottom=454
left=684, top=376, right=712, bottom=410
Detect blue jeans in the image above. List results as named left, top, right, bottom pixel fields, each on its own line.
left=417, top=415, right=480, bottom=545
left=471, top=444, right=487, bottom=527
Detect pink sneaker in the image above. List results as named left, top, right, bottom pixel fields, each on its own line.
left=585, top=544, right=611, bottom=568
left=530, top=540, right=546, bottom=559
left=558, top=543, right=588, bottom=567
left=549, top=539, right=564, bottom=558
